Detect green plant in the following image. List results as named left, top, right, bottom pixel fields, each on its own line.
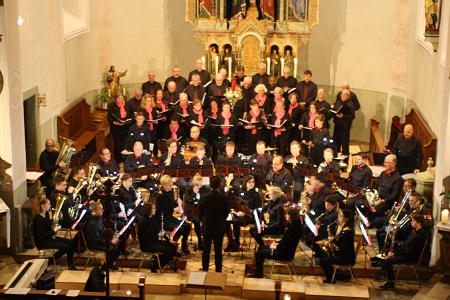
left=95, top=88, right=111, bottom=103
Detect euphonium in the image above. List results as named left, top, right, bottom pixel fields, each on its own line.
left=69, top=177, right=89, bottom=219
left=52, top=193, right=68, bottom=237
left=53, top=136, right=77, bottom=180
left=86, top=163, right=100, bottom=187
left=360, top=188, right=379, bottom=208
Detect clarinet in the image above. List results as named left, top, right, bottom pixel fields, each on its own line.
left=160, top=214, right=165, bottom=241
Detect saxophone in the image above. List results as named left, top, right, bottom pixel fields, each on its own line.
left=52, top=194, right=68, bottom=238
left=69, top=177, right=89, bottom=219
left=53, top=136, right=77, bottom=180
left=224, top=174, right=234, bottom=193
left=323, top=219, right=339, bottom=256
left=173, top=185, right=183, bottom=215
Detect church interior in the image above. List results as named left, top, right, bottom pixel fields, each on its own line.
left=1, top=0, right=450, bottom=299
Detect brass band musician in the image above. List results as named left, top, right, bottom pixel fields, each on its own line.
left=284, top=141, right=309, bottom=203
left=266, top=155, right=293, bottom=200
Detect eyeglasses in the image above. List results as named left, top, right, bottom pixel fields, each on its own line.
left=102, top=152, right=111, bottom=155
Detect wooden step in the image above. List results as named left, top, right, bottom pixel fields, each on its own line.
left=304, top=282, right=369, bottom=300
left=141, top=273, right=182, bottom=295
left=425, top=282, right=450, bottom=299
left=55, top=270, right=122, bottom=290
left=241, top=278, right=306, bottom=299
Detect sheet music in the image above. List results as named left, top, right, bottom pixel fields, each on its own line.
left=119, top=216, right=136, bottom=236
left=359, top=222, right=372, bottom=246
left=71, top=209, right=87, bottom=230
left=304, top=214, right=318, bottom=236
left=355, top=206, right=369, bottom=227
left=187, top=272, right=207, bottom=285
left=253, top=209, right=261, bottom=234
left=66, top=290, right=81, bottom=297
left=5, top=288, right=31, bottom=295
left=267, top=119, right=287, bottom=128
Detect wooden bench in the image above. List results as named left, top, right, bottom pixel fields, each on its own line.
left=57, top=98, right=105, bottom=164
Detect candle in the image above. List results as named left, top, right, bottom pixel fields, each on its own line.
left=293, top=58, right=298, bottom=79
left=232, top=78, right=236, bottom=89
left=267, top=57, right=271, bottom=75
left=228, top=58, right=232, bottom=81
left=280, top=58, right=284, bottom=73
left=215, top=56, right=219, bottom=75
left=123, top=87, right=126, bottom=95
left=107, top=88, right=111, bottom=97
left=202, top=56, right=205, bottom=69
left=442, top=209, right=449, bottom=225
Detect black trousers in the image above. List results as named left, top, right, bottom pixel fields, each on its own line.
left=141, top=241, right=177, bottom=268
left=271, top=135, right=289, bottom=156
left=250, top=225, right=284, bottom=246
left=112, top=130, right=128, bottom=164
left=42, top=237, right=75, bottom=264
left=202, top=234, right=224, bottom=272
left=381, top=255, right=416, bottom=281
left=292, top=181, right=304, bottom=203
left=187, top=215, right=203, bottom=245
left=254, top=245, right=289, bottom=277
left=320, top=255, right=354, bottom=280
left=333, top=123, right=351, bottom=163
left=230, top=216, right=254, bottom=245
left=164, top=220, right=191, bottom=247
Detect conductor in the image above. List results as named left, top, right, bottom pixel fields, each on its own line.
left=199, top=175, right=230, bottom=272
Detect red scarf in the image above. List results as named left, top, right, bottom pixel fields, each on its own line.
left=221, top=111, right=231, bottom=135
left=170, top=124, right=179, bottom=140
left=156, top=99, right=166, bottom=111
left=180, top=103, right=188, bottom=115
left=249, top=109, right=260, bottom=135
left=308, top=111, right=318, bottom=128
left=145, top=107, right=154, bottom=130
left=274, top=110, right=285, bottom=137
left=273, top=98, right=284, bottom=112
left=256, top=94, right=266, bottom=107
left=211, top=108, right=218, bottom=118
left=194, top=108, right=204, bottom=124
left=116, top=101, right=127, bottom=118
left=288, top=102, right=299, bottom=118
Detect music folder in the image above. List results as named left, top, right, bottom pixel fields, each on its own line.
left=253, top=209, right=262, bottom=234
left=119, top=216, right=136, bottom=236
left=267, top=119, right=287, bottom=128
left=170, top=216, right=187, bottom=239
left=359, top=222, right=372, bottom=246
left=304, top=214, right=318, bottom=236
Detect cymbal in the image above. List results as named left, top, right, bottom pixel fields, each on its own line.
left=302, top=141, right=315, bottom=147
left=265, top=147, right=278, bottom=151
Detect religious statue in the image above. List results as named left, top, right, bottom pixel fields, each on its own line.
left=106, top=65, right=127, bottom=97
left=222, top=47, right=232, bottom=69
left=261, top=0, right=275, bottom=20
left=270, top=48, right=280, bottom=77
left=231, top=0, right=247, bottom=20
left=425, top=0, right=439, bottom=32
left=210, top=46, right=219, bottom=74
left=284, top=49, right=294, bottom=73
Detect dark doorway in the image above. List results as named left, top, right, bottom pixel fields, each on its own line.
left=24, top=95, right=38, bottom=168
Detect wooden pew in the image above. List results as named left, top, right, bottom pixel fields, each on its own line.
left=57, top=98, right=105, bottom=164
left=369, top=108, right=437, bottom=171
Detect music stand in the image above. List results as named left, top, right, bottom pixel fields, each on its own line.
left=134, top=166, right=162, bottom=178
left=300, top=214, right=319, bottom=282
left=116, top=216, right=136, bottom=271
left=239, top=165, right=264, bottom=177
left=356, top=222, right=376, bottom=288
left=215, top=163, right=240, bottom=176
left=296, top=165, right=318, bottom=178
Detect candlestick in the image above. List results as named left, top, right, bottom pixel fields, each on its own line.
left=228, top=58, right=232, bottom=81
left=123, top=87, right=126, bottom=95
left=107, top=88, right=111, bottom=98
left=280, top=58, right=284, bottom=73
left=293, top=58, right=298, bottom=79
left=267, top=57, right=271, bottom=75
left=202, top=56, right=205, bottom=69
left=215, top=56, right=219, bottom=75
left=231, top=78, right=236, bottom=89
left=442, top=209, right=449, bottom=225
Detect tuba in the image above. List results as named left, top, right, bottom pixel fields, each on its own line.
left=53, top=137, right=77, bottom=180
left=86, top=163, right=100, bottom=188
left=52, top=193, right=68, bottom=238
left=69, top=177, right=89, bottom=219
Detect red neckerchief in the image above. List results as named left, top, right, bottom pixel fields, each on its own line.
left=156, top=99, right=166, bottom=111
left=274, top=171, right=280, bottom=175
left=308, top=112, right=318, bottom=128
left=385, top=171, right=391, bottom=176
left=180, top=103, right=189, bottom=115
left=115, top=101, right=127, bottom=118
left=314, top=188, right=320, bottom=193
left=274, top=110, right=285, bottom=137
left=405, top=137, right=412, bottom=142
left=326, top=162, right=331, bottom=166
left=256, top=94, right=266, bottom=107
left=104, top=161, right=111, bottom=165
left=135, top=155, right=142, bottom=159
left=257, top=155, right=265, bottom=159
left=249, top=109, right=260, bottom=134
left=288, top=102, right=299, bottom=118
left=194, top=108, right=204, bottom=124
left=315, top=127, right=322, bottom=132
left=226, top=156, right=233, bottom=160
left=145, top=106, right=154, bottom=130
left=136, top=125, right=143, bottom=129
left=172, top=153, right=177, bottom=157
left=170, top=124, right=179, bottom=140
left=357, top=165, right=363, bottom=171
left=221, top=111, right=231, bottom=135
left=191, top=138, right=198, bottom=142
left=211, top=108, right=218, bottom=119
